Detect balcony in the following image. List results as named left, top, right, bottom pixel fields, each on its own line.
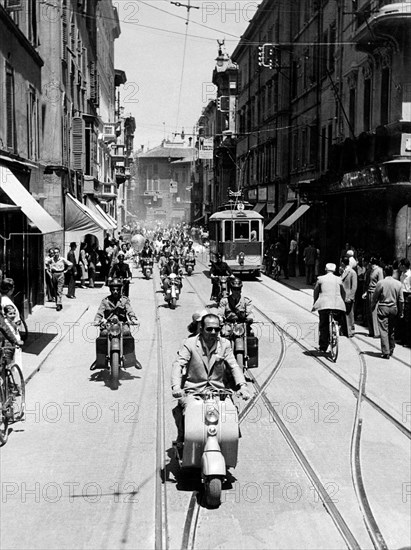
left=354, top=2, right=411, bottom=52
left=97, top=183, right=117, bottom=200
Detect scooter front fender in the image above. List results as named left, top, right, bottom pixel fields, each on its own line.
left=201, top=450, right=226, bottom=477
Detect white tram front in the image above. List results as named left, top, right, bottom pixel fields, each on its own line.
left=209, top=207, right=264, bottom=275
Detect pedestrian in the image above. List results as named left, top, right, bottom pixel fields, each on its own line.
left=304, top=239, right=317, bottom=285
left=66, top=242, right=77, bottom=298
left=2, top=304, right=22, bottom=368
left=0, top=278, right=21, bottom=324
left=288, top=233, right=297, bottom=277
left=45, top=247, right=56, bottom=301
left=88, top=243, right=99, bottom=288
left=79, top=242, right=89, bottom=288
left=362, top=257, right=383, bottom=337
left=341, top=257, right=358, bottom=337
left=400, top=258, right=411, bottom=291
left=346, top=249, right=357, bottom=269
left=298, top=237, right=306, bottom=277
left=371, top=265, right=404, bottom=358
left=47, top=248, right=73, bottom=311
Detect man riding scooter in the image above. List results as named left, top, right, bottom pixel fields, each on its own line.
left=217, top=277, right=254, bottom=326
left=108, top=253, right=132, bottom=297
left=171, top=312, right=251, bottom=446
left=92, top=278, right=141, bottom=370
left=210, top=253, right=233, bottom=302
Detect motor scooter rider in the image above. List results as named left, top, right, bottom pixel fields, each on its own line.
left=217, top=277, right=254, bottom=329
left=140, top=242, right=153, bottom=263
left=161, top=255, right=183, bottom=292
left=210, top=253, right=233, bottom=301
left=171, top=313, right=251, bottom=444
left=92, top=278, right=141, bottom=369
left=108, top=253, right=132, bottom=297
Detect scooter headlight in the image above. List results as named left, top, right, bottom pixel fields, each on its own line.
left=207, top=425, right=217, bottom=436
left=233, top=324, right=245, bottom=336
left=109, top=323, right=121, bottom=337
left=205, top=406, right=219, bottom=424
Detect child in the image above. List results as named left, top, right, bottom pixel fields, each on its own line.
left=2, top=304, right=22, bottom=368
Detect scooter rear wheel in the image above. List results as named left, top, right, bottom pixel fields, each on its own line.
left=205, top=476, right=222, bottom=508
left=170, top=297, right=177, bottom=309
left=111, top=351, right=120, bottom=390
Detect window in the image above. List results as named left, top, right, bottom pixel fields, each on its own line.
left=349, top=88, right=356, bottom=135
left=6, top=64, right=15, bottom=151
left=363, top=78, right=371, bottom=131
left=380, top=68, right=390, bottom=125
left=27, top=86, right=38, bottom=160
left=234, top=221, right=249, bottom=240
left=224, top=220, right=232, bottom=241
left=251, top=221, right=259, bottom=241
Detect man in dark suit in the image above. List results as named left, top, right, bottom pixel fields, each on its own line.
left=341, top=257, right=358, bottom=337
left=371, top=265, right=404, bottom=359
left=67, top=242, right=77, bottom=298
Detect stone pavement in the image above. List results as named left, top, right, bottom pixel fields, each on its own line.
left=21, top=291, right=91, bottom=383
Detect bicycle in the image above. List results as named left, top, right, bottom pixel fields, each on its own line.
left=328, top=310, right=340, bottom=362
left=0, top=348, right=25, bottom=446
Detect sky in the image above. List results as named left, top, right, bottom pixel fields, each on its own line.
left=113, top=0, right=261, bottom=151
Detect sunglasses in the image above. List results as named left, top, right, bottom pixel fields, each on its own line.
left=205, top=326, right=221, bottom=333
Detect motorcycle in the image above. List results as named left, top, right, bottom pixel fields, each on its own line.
left=163, top=272, right=181, bottom=309
left=184, top=252, right=196, bottom=276
left=174, top=389, right=241, bottom=508
left=212, top=275, right=230, bottom=305
left=221, top=318, right=259, bottom=371
left=95, top=316, right=138, bottom=390
left=141, top=257, right=154, bottom=279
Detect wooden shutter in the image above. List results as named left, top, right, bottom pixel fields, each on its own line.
left=71, top=116, right=85, bottom=171
left=6, top=66, right=15, bottom=150
left=61, top=2, right=68, bottom=62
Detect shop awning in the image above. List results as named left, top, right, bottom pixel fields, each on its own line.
left=279, top=204, right=311, bottom=228
left=0, top=166, right=62, bottom=233
left=86, top=197, right=117, bottom=229
left=264, top=202, right=295, bottom=231
left=65, top=193, right=109, bottom=233
left=253, top=202, right=265, bottom=213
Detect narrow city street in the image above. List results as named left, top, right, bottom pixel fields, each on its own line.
left=1, top=255, right=410, bottom=550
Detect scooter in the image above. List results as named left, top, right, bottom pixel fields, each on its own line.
left=216, top=275, right=230, bottom=305
left=184, top=251, right=196, bottom=276
left=141, top=257, right=154, bottom=279
left=94, top=316, right=138, bottom=390
left=163, top=272, right=181, bottom=309
left=174, top=389, right=240, bottom=507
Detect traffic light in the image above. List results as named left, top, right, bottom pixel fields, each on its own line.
left=257, top=43, right=276, bottom=69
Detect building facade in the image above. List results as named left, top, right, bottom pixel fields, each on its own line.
left=135, top=141, right=195, bottom=225
left=231, top=0, right=411, bottom=262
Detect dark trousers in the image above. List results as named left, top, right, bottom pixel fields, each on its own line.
left=67, top=271, right=76, bottom=297
left=306, top=264, right=315, bottom=285
left=288, top=253, right=296, bottom=277
left=366, top=292, right=380, bottom=337
left=45, top=270, right=55, bottom=301
left=318, top=310, right=331, bottom=350
left=342, top=300, right=355, bottom=337
left=377, top=306, right=397, bottom=355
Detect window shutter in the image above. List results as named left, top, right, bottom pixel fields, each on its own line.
left=61, top=3, right=68, bottom=63
left=6, top=66, right=15, bottom=150
left=89, top=61, right=96, bottom=101
left=71, top=116, right=85, bottom=171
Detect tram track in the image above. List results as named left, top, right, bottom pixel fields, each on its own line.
left=182, top=273, right=363, bottom=550
left=259, top=277, right=410, bottom=369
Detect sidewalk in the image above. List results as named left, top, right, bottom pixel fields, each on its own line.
left=21, top=294, right=90, bottom=383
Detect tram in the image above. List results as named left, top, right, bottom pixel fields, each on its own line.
left=209, top=204, right=264, bottom=275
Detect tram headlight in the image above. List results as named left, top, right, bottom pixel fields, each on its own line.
left=207, top=426, right=217, bottom=436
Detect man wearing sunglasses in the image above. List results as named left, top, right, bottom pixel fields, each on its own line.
left=171, top=313, right=251, bottom=444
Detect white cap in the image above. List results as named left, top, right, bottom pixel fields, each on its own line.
left=192, top=309, right=208, bottom=322
left=325, top=263, right=336, bottom=272
left=346, top=250, right=354, bottom=257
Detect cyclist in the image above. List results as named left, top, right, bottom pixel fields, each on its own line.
left=312, top=263, right=346, bottom=352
